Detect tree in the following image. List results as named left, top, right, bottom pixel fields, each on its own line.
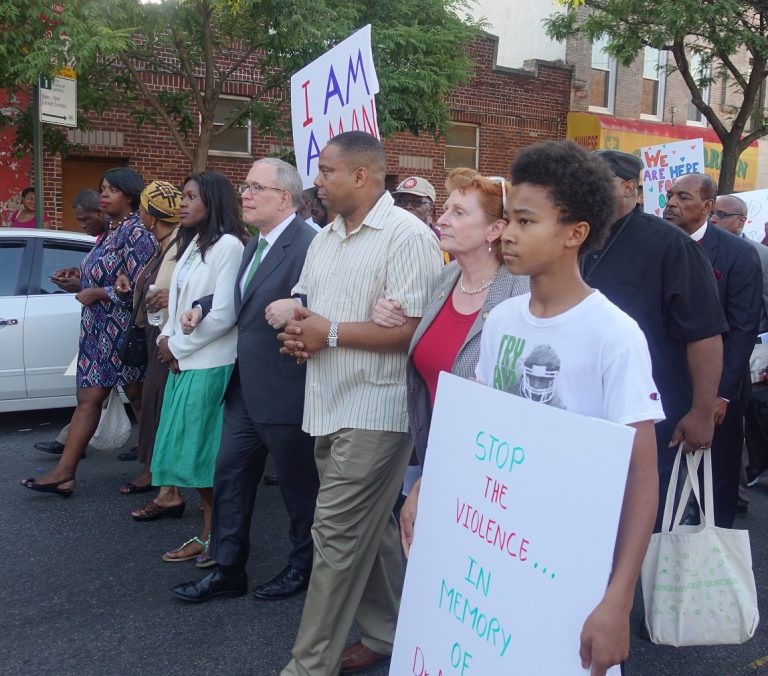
left=1, top=0, right=480, bottom=172
left=545, top=0, right=768, bottom=192
left=0, top=1, right=133, bottom=156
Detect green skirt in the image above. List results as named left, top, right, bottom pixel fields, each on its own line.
left=150, top=364, right=233, bottom=488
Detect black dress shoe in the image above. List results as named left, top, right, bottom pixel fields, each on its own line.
left=34, top=441, right=65, bottom=454
left=118, top=446, right=138, bottom=461
left=172, top=569, right=247, bottom=603
left=263, top=473, right=279, bottom=486
left=252, top=565, right=309, bottom=600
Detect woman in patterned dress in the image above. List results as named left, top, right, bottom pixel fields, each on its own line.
left=20, top=167, right=157, bottom=497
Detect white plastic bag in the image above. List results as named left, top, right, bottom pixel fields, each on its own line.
left=641, top=445, right=759, bottom=646
left=90, top=388, right=131, bottom=451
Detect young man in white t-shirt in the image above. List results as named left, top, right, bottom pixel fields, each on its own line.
left=476, top=141, right=664, bottom=675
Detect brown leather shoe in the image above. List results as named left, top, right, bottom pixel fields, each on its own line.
left=339, top=641, right=389, bottom=674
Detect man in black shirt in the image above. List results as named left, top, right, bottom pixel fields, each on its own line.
left=587, top=151, right=727, bottom=528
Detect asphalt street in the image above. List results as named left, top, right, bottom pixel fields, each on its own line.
left=2, top=406, right=768, bottom=675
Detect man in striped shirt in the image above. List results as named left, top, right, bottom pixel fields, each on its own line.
left=275, top=131, right=443, bottom=675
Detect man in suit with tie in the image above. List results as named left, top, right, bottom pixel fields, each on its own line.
left=171, top=158, right=319, bottom=602
left=710, top=194, right=768, bottom=334
left=664, top=173, right=762, bottom=527
left=710, top=194, right=768, bottom=501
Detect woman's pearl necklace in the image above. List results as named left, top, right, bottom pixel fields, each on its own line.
left=459, top=270, right=496, bottom=295
left=108, top=212, right=136, bottom=231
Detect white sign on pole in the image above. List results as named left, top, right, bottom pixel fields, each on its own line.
left=640, top=138, right=705, bottom=217
left=290, top=25, right=380, bottom=188
left=391, top=373, right=633, bottom=676
left=730, top=188, right=768, bottom=243
left=39, top=72, right=77, bottom=128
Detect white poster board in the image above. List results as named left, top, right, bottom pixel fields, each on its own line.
left=391, top=373, right=633, bottom=675
left=290, top=25, right=380, bottom=188
left=730, top=188, right=768, bottom=242
left=641, top=138, right=705, bottom=217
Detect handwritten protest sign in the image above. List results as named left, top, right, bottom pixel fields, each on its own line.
left=729, top=188, right=768, bottom=243
left=290, top=25, right=380, bottom=188
left=641, top=138, right=705, bottom=217
left=391, top=373, right=633, bottom=675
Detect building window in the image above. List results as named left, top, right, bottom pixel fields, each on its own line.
left=589, top=35, right=616, bottom=112
left=641, top=47, right=666, bottom=119
left=445, top=123, right=479, bottom=170
left=208, top=96, right=251, bottom=155
left=687, top=53, right=710, bottom=125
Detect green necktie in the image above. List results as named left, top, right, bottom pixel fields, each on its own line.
left=243, top=237, right=268, bottom=289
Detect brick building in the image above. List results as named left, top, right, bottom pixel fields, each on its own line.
left=473, top=0, right=764, bottom=192
left=3, top=33, right=572, bottom=231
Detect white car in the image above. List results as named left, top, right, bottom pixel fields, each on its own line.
left=0, top=228, right=95, bottom=412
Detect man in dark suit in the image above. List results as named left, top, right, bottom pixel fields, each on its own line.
left=171, top=158, right=318, bottom=602
left=664, top=173, right=762, bottom=527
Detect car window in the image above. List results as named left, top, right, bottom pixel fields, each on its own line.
left=0, top=241, right=26, bottom=296
left=38, top=241, right=92, bottom=294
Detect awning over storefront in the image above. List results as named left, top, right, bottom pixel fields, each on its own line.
left=566, top=112, right=759, bottom=192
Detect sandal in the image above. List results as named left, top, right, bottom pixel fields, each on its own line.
left=131, top=501, right=185, bottom=521
left=162, top=536, right=207, bottom=563
left=20, top=477, right=75, bottom=498
left=195, top=539, right=217, bottom=569
left=120, top=482, right=154, bottom=495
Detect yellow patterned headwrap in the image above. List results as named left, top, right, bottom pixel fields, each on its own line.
left=140, top=180, right=181, bottom=224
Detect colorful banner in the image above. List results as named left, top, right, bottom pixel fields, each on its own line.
left=641, top=138, right=705, bottom=216
left=391, top=373, right=632, bottom=675
left=567, top=112, right=759, bottom=193
left=290, top=25, right=380, bottom=188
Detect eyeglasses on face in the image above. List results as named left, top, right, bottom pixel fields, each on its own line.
left=486, top=176, right=507, bottom=215
left=394, top=196, right=431, bottom=209
left=711, top=210, right=743, bottom=219
left=238, top=183, right=284, bottom=196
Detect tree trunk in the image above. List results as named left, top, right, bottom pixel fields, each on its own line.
left=194, top=126, right=212, bottom=173
left=717, top=138, right=741, bottom=195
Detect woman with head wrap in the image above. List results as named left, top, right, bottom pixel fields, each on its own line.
left=114, top=181, right=186, bottom=511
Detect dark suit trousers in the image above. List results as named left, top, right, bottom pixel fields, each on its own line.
left=210, top=380, right=318, bottom=572
left=709, top=398, right=745, bottom=528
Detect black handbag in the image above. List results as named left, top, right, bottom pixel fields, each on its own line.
left=117, top=239, right=176, bottom=368
left=118, top=302, right=148, bottom=367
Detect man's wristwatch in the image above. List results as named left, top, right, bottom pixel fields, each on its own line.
left=327, top=321, right=339, bottom=348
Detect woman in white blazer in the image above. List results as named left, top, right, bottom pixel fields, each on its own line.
left=151, top=171, right=246, bottom=566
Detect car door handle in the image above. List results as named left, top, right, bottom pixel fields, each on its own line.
left=0, top=318, right=19, bottom=326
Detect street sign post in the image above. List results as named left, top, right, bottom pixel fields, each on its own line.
left=38, top=68, right=77, bottom=128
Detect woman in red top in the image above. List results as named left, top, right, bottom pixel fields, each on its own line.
left=4, top=187, right=51, bottom=228
left=373, top=168, right=529, bottom=554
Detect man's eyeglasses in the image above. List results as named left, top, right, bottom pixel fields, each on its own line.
left=394, top=195, right=431, bottom=209
left=711, top=210, right=744, bottom=219
left=487, top=176, right=507, bottom=215
left=239, top=183, right=285, bottom=196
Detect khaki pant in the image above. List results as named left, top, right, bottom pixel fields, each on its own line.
left=55, top=423, right=70, bottom=445
left=282, top=428, right=412, bottom=676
